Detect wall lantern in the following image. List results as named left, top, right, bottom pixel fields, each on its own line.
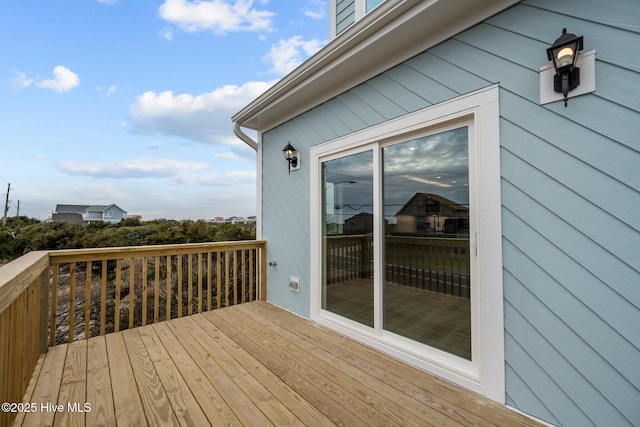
left=282, top=142, right=299, bottom=174
left=546, top=28, right=584, bottom=107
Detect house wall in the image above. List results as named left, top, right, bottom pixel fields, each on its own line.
left=85, top=211, right=103, bottom=221
left=103, top=207, right=126, bottom=223
left=335, top=0, right=355, bottom=36
left=261, top=0, right=640, bottom=425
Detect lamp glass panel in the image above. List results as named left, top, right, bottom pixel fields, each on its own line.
left=556, top=46, right=575, bottom=68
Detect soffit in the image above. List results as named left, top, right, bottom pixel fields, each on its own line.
left=232, top=0, right=519, bottom=132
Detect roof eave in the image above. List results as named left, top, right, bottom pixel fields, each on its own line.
left=232, top=0, right=519, bottom=132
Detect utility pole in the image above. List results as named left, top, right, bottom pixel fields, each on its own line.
left=2, top=183, right=9, bottom=226
left=16, top=200, right=20, bottom=217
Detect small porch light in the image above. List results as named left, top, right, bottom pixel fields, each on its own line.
left=282, top=142, right=298, bottom=174
left=546, top=28, right=584, bottom=107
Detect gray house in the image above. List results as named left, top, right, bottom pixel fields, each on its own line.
left=233, top=1, right=639, bottom=426
left=53, top=204, right=127, bottom=225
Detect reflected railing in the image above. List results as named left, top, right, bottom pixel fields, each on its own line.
left=325, top=234, right=470, bottom=298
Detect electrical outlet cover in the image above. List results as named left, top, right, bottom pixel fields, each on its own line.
left=289, top=276, right=300, bottom=292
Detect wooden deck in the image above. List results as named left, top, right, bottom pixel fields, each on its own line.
left=15, top=301, right=541, bottom=426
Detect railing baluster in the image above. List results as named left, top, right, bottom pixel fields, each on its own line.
left=69, top=262, right=76, bottom=344
left=101, top=260, right=107, bottom=335
left=51, top=265, right=58, bottom=347
left=216, top=251, right=222, bottom=309
left=129, top=257, right=135, bottom=330
left=198, top=253, right=203, bottom=313
left=207, top=252, right=212, bottom=311
left=234, top=250, right=239, bottom=306
left=166, top=255, right=172, bottom=320
left=187, top=253, right=193, bottom=315
left=85, top=261, right=91, bottom=339
left=177, top=255, right=183, bottom=318
left=154, top=256, right=160, bottom=324
left=142, top=257, right=148, bottom=326
left=242, top=250, right=247, bottom=303
left=249, top=249, right=254, bottom=302
left=115, top=259, right=121, bottom=333
left=225, top=251, right=230, bottom=307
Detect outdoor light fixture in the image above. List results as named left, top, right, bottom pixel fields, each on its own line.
left=546, top=28, right=584, bottom=107
left=282, top=142, right=298, bottom=174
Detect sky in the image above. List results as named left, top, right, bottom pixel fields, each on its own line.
left=1, top=0, right=328, bottom=221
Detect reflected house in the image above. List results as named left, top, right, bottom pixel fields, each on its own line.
left=394, top=193, right=468, bottom=235
left=343, top=212, right=373, bottom=234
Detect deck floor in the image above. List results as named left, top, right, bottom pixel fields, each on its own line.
left=16, top=301, right=540, bottom=426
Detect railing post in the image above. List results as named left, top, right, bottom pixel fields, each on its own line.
left=259, top=243, right=267, bottom=301
left=39, top=267, right=49, bottom=354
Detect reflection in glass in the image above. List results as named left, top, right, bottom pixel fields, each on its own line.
left=383, top=127, right=471, bottom=360
left=322, top=151, right=374, bottom=327
left=366, top=0, right=385, bottom=12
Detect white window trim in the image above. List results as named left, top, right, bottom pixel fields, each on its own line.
left=310, top=85, right=504, bottom=402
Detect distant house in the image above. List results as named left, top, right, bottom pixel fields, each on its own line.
left=53, top=204, right=127, bottom=225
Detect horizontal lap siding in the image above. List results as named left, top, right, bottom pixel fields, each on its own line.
left=336, top=0, right=355, bottom=35
left=262, top=1, right=640, bottom=425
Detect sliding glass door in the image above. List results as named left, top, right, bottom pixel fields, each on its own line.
left=321, top=150, right=374, bottom=327
left=319, top=127, right=471, bottom=359
left=382, top=127, right=471, bottom=359
left=312, top=87, right=504, bottom=399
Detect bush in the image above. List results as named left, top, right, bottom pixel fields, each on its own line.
left=0, top=218, right=256, bottom=263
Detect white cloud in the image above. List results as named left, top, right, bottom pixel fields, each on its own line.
left=10, top=70, right=34, bottom=89
left=66, top=183, right=124, bottom=199
left=128, top=80, right=276, bottom=145
left=158, top=0, right=275, bottom=35
left=177, top=170, right=256, bottom=186
left=58, top=158, right=209, bottom=179
left=160, top=26, right=174, bottom=40
left=303, top=0, right=326, bottom=19
left=36, top=66, right=80, bottom=92
left=96, top=0, right=118, bottom=5
left=215, top=151, right=241, bottom=160
left=96, top=85, right=117, bottom=95
left=264, top=36, right=325, bottom=76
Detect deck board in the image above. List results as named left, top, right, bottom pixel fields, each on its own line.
left=16, top=301, right=542, bottom=426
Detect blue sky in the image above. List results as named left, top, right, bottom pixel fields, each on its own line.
left=1, top=0, right=328, bottom=220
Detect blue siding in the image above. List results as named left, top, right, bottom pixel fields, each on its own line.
left=261, top=0, right=640, bottom=425
left=335, top=0, right=355, bottom=35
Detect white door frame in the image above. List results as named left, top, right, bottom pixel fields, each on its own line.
left=310, top=85, right=505, bottom=402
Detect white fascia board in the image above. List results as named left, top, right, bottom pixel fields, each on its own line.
left=232, top=0, right=519, bottom=132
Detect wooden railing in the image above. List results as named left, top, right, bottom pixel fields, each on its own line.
left=0, top=240, right=266, bottom=426
left=326, top=235, right=470, bottom=298
left=48, top=240, right=267, bottom=345
left=0, top=251, right=50, bottom=427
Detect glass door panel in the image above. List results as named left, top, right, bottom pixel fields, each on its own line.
left=322, top=150, right=374, bottom=327
left=382, top=127, right=471, bottom=359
